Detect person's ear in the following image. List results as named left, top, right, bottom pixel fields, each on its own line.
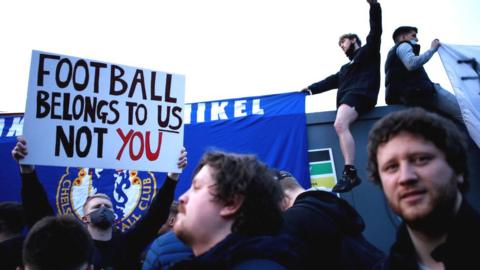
left=81, top=215, right=89, bottom=223
left=220, top=195, right=244, bottom=217
left=282, top=195, right=292, bottom=211
left=353, top=38, right=361, bottom=49
left=168, top=216, right=176, bottom=227
left=456, top=174, right=465, bottom=185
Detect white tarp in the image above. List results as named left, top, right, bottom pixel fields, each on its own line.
left=438, top=44, right=480, bottom=147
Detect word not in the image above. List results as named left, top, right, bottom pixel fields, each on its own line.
left=55, top=125, right=107, bottom=158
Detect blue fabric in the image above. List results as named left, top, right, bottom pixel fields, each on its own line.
left=0, top=92, right=309, bottom=230
left=142, top=231, right=192, bottom=270
left=180, top=91, right=309, bottom=197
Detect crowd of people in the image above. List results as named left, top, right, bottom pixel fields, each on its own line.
left=1, top=0, right=479, bottom=269
left=4, top=107, right=477, bottom=270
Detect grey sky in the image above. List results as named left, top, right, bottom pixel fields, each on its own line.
left=0, top=0, right=479, bottom=113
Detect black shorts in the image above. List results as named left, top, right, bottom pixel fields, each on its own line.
left=338, top=93, right=375, bottom=114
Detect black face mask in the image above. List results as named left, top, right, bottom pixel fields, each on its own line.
left=411, top=43, right=421, bottom=55
left=88, top=207, right=115, bottom=229
left=345, top=42, right=357, bottom=60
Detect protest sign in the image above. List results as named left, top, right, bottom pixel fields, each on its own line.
left=21, top=50, right=185, bottom=172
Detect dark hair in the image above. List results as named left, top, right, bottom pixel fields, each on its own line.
left=274, top=170, right=303, bottom=193
left=392, top=26, right=418, bottom=43
left=339, top=33, right=362, bottom=47
left=0, top=201, right=25, bottom=234
left=169, top=200, right=179, bottom=216
left=367, top=108, right=469, bottom=192
left=193, top=151, right=284, bottom=236
left=23, top=216, right=94, bottom=270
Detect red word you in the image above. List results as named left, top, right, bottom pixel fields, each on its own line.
left=116, top=129, right=163, bottom=161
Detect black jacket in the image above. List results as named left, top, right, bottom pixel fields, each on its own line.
left=171, top=233, right=305, bottom=270
left=384, top=41, right=435, bottom=105
left=21, top=171, right=177, bottom=270
left=308, top=2, right=382, bottom=107
left=376, top=199, right=480, bottom=270
left=283, top=190, right=384, bottom=270
left=0, top=235, right=24, bottom=270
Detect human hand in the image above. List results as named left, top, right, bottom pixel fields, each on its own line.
left=301, top=88, right=312, bottom=95
left=431, top=39, right=440, bottom=50
left=168, top=147, right=187, bottom=181
left=11, top=136, right=35, bottom=173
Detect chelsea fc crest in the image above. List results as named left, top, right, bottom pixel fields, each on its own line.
left=56, top=167, right=157, bottom=232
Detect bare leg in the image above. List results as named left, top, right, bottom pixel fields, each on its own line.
left=332, top=104, right=361, bottom=193
left=334, top=104, right=359, bottom=166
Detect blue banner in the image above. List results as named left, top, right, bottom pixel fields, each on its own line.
left=0, top=92, right=309, bottom=231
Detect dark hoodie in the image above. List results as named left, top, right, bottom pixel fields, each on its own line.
left=376, top=199, right=480, bottom=270
left=308, top=2, right=382, bottom=108
left=283, top=190, right=384, bottom=270
left=170, top=233, right=305, bottom=270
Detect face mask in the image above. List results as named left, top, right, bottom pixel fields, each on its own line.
left=345, top=42, right=357, bottom=60
left=410, top=38, right=418, bottom=45
left=88, top=207, right=115, bottom=229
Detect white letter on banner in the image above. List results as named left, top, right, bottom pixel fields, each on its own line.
left=211, top=101, right=228, bottom=121
left=252, top=99, right=264, bottom=115
left=184, top=104, right=192, bottom=124
left=0, top=118, right=4, bottom=136
left=197, top=103, right=206, bottom=123
left=234, top=100, right=247, bottom=118
left=7, top=117, right=24, bottom=136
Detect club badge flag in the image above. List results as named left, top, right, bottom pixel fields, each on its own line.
left=22, top=50, right=185, bottom=173
left=308, top=148, right=337, bottom=189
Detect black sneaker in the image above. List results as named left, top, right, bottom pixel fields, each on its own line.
left=332, top=174, right=362, bottom=193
